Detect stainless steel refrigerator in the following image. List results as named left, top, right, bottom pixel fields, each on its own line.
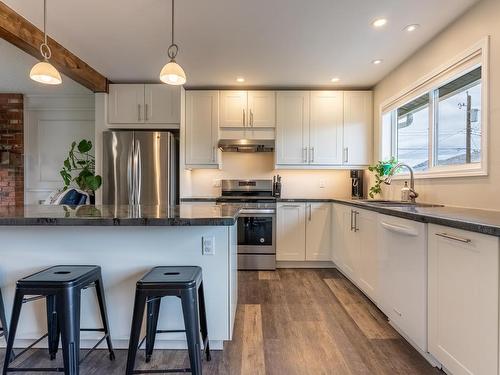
left=102, top=131, right=178, bottom=206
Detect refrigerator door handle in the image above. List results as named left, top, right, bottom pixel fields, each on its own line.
left=135, top=139, right=142, bottom=204
left=127, top=140, right=135, bottom=204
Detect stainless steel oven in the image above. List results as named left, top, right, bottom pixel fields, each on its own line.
left=217, top=180, right=277, bottom=270
left=237, top=208, right=276, bottom=270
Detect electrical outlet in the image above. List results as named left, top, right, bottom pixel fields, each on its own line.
left=319, top=179, right=326, bottom=188
left=213, top=179, right=221, bottom=188
left=202, top=236, right=215, bottom=255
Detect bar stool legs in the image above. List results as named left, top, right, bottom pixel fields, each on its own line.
left=94, top=277, right=116, bottom=360
left=145, top=297, right=161, bottom=363
left=125, top=291, right=147, bottom=375
left=0, top=289, right=14, bottom=364
left=2, top=289, right=23, bottom=375
left=46, top=295, right=60, bottom=360
left=181, top=287, right=202, bottom=375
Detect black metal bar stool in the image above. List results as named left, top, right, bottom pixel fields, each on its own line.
left=126, top=266, right=211, bottom=375
left=0, top=288, right=14, bottom=363
left=2, top=265, right=115, bottom=375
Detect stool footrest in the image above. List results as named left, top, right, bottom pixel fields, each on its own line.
left=156, top=329, right=186, bottom=334
left=79, top=333, right=110, bottom=364
left=22, top=295, right=45, bottom=304
left=6, top=367, right=65, bottom=372
left=80, top=328, right=105, bottom=332
left=131, top=368, right=191, bottom=374
left=11, top=333, right=48, bottom=360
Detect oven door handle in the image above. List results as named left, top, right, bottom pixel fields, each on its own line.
left=239, top=209, right=276, bottom=215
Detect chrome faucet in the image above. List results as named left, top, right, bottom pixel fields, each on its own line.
left=383, top=162, right=419, bottom=203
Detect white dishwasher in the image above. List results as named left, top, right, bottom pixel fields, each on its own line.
left=378, top=214, right=428, bottom=353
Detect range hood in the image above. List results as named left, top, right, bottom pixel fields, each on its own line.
left=218, top=139, right=274, bottom=153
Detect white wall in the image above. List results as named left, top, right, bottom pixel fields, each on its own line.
left=24, top=95, right=95, bottom=204
left=372, top=0, right=500, bottom=210
left=183, top=152, right=352, bottom=199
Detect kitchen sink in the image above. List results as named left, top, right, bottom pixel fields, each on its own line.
left=357, top=199, right=444, bottom=208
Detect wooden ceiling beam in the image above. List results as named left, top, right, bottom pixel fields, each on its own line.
left=0, top=1, right=109, bottom=92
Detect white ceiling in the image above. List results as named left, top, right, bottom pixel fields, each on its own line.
left=3, top=0, right=480, bottom=88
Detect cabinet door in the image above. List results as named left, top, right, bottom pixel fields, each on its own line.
left=341, top=208, right=358, bottom=280
left=247, top=91, right=275, bottom=128
left=219, top=91, right=247, bottom=128
left=428, top=225, right=499, bottom=375
left=185, top=91, right=219, bottom=166
left=378, top=215, right=427, bottom=352
left=305, top=203, right=332, bottom=261
left=144, top=84, right=180, bottom=124
left=309, top=91, right=343, bottom=165
left=356, top=209, right=378, bottom=302
left=276, top=91, right=310, bottom=165
left=276, top=203, right=306, bottom=261
left=108, top=84, right=145, bottom=123
left=343, top=91, right=372, bottom=166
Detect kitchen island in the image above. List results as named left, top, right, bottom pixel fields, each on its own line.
left=0, top=204, right=239, bottom=350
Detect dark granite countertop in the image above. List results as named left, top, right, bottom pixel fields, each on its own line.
left=279, top=198, right=500, bottom=237
left=180, top=197, right=218, bottom=202
left=0, top=204, right=240, bottom=226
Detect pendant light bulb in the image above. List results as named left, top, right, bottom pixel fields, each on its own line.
left=30, top=0, right=62, bottom=85
left=160, top=0, right=186, bottom=85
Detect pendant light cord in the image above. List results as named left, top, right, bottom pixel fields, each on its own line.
left=40, top=0, right=52, bottom=60
left=167, top=0, right=178, bottom=60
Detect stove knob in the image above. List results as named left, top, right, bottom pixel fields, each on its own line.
left=260, top=238, right=265, bottom=243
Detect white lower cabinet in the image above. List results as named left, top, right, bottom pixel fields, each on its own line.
left=332, top=204, right=378, bottom=302
left=277, top=202, right=331, bottom=261
left=428, top=224, right=499, bottom=375
left=378, top=214, right=427, bottom=352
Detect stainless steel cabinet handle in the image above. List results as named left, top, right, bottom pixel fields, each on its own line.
left=303, top=147, right=308, bottom=163
left=350, top=210, right=354, bottom=231
left=308, top=204, right=312, bottom=221
left=393, top=308, right=402, bottom=317
left=250, top=110, right=254, bottom=127
left=127, top=141, right=135, bottom=204
left=354, top=211, right=359, bottom=232
left=310, top=147, right=315, bottom=163
left=243, top=109, right=246, bottom=127
left=435, top=232, right=472, bottom=243
left=145, top=103, right=148, bottom=121
left=135, top=140, right=142, bottom=204
left=344, top=147, right=349, bottom=163
left=138, top=104, right=141, bottom=122
left=282, top=204, right=301, bottom=208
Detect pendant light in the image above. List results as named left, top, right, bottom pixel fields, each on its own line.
left=30, top=0, right=62, bottom=85
left=159, top=0, right=186, bottom=85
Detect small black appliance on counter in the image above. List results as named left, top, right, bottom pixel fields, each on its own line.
left=350, top=170, right=364, bottom=199
left=273, top=175, right=282, bottom=198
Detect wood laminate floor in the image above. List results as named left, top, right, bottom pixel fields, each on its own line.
left=0, top=269, right=440, bottom=374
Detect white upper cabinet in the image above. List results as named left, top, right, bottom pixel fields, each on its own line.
left=185, top=91, right=219, bottom=167
left=247, top=91, right=276, bottom=128
left=219, top=91, right=248, bottom=128
left=108, top=84, right=145, bottom=124
left=428, top=225, right=499, bottom=375
left=276, top=91, right=310, bottom=165
left=144, top=84, right=181, bottom=124
left=108, top=84, right=180, bottom=125
left=343, top=91, right=373, bottom=166
left=309, top=91, right=343, bottom=165
left=305, top=203, right=332, bottom=261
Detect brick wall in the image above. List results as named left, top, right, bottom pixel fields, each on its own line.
left=0, top=94, right=24, bottom=206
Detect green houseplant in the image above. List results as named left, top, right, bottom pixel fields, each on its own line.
left=367, top=157, right=397, bottom=198
left=60, top=139, right=102, bottom=198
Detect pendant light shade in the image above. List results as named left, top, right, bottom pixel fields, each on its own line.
left=160, top=61, right=186, bottom=85
left=159, top=0, right=186, bottom=85
left=30, top=61, right=62, bottom=85
left=30, top=0, right=62, bottom=85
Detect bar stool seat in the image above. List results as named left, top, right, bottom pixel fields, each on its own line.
left=126, top=266, right=211, bottom=375
left=2, top=265, right=115, bottom=375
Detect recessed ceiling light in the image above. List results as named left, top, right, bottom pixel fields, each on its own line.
left=404, top=24, right=420, bottom=32
left=331, top=77, right=340, bottom=83
left=372, top=18, right=388, bottom=28
left=372, top=59, right=383, bottom=65
left=236, top=77, right=245, bottom=83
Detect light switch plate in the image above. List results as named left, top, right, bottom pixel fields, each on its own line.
left=202, top=236, right=215, bottom=255
left=319, top=179, right=326, bottom=188
left=213, top=179, right=221, bottom=188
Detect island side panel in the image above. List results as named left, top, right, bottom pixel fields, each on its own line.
left=229, top=222, right=238, bottom=339
left=0, top=225, right=234, bottom=350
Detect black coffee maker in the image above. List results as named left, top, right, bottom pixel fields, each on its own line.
left=350, top=170, right=364, bottom=199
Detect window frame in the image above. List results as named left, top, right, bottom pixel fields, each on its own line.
left=379, top=38, right=489, bottom=180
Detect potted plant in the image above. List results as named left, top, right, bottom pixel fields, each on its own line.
left=59, top=139, right=102, bottom=203
left=367, top=157, right=397, bottom=199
